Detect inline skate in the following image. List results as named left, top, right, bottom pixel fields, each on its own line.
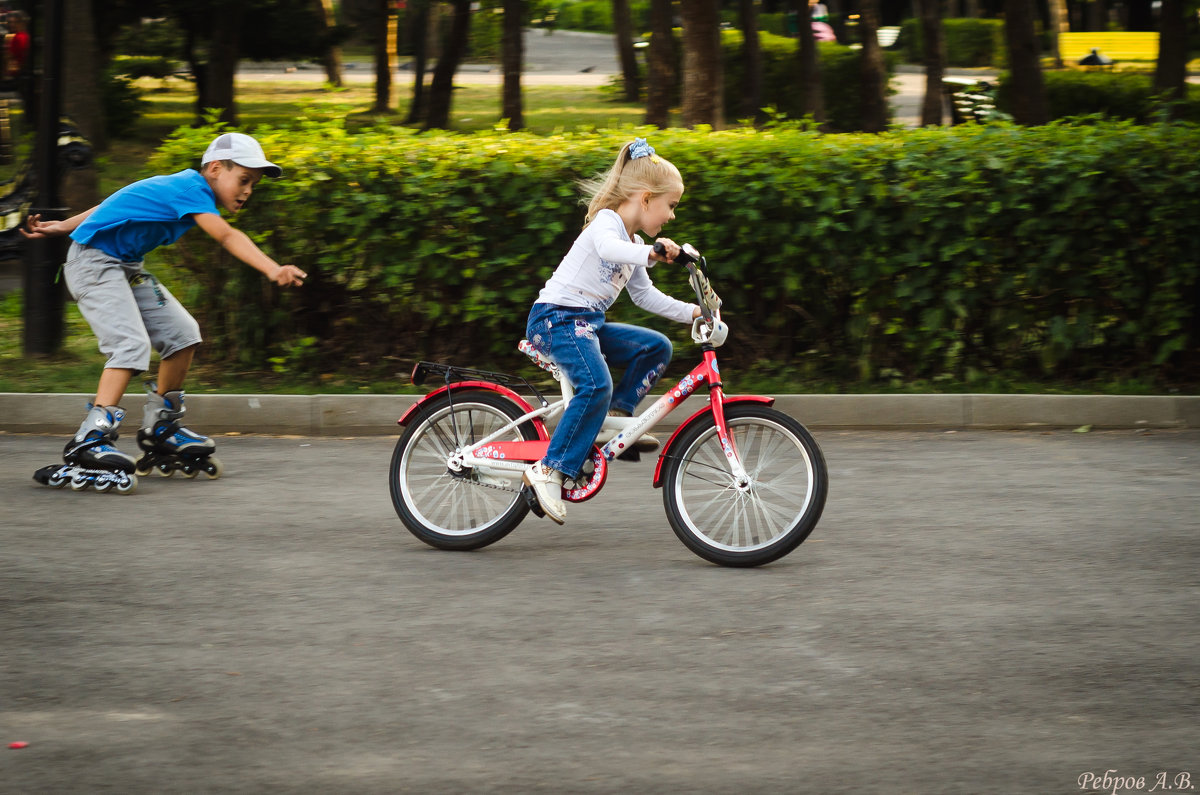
left=135, top=385, right=223, bottom=479
left=33, top=404, right=139, bottom=494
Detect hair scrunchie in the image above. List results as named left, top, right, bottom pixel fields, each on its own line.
left=628, top=138, right=656, bottom=160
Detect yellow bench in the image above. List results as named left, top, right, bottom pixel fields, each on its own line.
left=1058, top=31, right=1159, bottom=63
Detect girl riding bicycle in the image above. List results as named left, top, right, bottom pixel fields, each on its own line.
left=522, top=138, right=703, bottom=524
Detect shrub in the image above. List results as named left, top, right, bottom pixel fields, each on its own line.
left=996, top=70, right=1200, bottom=123
left=101, top=69, right=147, bottom=139
left=719, top=30, right=896, bottom=132
left=149, top=119, right=1200, bottom=389
left=901, top=17, right=1006, bottom=68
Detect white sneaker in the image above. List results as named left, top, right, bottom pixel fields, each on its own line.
left=523, top=462, right=567, bottom=524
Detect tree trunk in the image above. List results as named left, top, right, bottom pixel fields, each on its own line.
left=645, top=0, right=675, bottom=127
left=1003, top=0, right=1048, bottom=125
left=916, top=0, right=945, bottom=126
left=857, top=0, right=888, bottom=132
left=680, top=0, right=723, bottom=129
left=613, top=0, right=642, bottom=102
left=406, top=0, right=430, bottom=124
left=61, top=0, right=101, bottom=215
left=1046, top=0, right=1067, bottom=68
left=502, top=0, right=525, bottom=129
left=426, top=0, right=473, bottom=129
left=1153, top=0, right=1187, bottom=104
left=1127, top=0, right=1154, bottom=30
left=795, top=0, right=825, bottom=125
left=315, top=0, right=344, bottom=87
left=738, top=0, right=763, bottom=122
left=63, top=0, right=104, bottom=152
left=373, top=0, right=392, bottom=114
left=196, top=20, right=242, bottom=125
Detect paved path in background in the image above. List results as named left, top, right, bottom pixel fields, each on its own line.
left=3, top=429, right=1197, bottom=792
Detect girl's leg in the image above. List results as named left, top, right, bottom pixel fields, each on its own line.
left=527, top=308, right=611, bottom=480
left=597, top=323, right=672, bottom=415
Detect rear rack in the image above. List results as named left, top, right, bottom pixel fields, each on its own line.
left=411, top=361, right=552, bottom=405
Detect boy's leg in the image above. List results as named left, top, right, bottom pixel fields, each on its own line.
left=126, top=270, right=216, bottom=475
left=155, top=345, right=196, bottom=393
left=95, top=367, right=137, bottom=406
left=61, top=244, right=152, bottom=465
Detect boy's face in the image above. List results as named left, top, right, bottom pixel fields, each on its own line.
left=206, top=161, right=265, bottom=213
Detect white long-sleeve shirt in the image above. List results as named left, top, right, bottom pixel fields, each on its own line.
left=535, top=209, right=698, bottom=324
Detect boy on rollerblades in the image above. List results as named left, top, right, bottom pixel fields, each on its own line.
left=25, top=132, right=306, bottom=493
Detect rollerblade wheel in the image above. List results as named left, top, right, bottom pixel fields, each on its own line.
left=156, top=461, right=174, bottom=477
left=48, top=471, right=69, bottom=488
left=180, top=463, right=199, bottom=478
left=94, top=480, right=113, bottom=493
left=70, top=475, right=91, bottom=491
left=115, top=475, right=138, bottom=495
left=201, top=457, right=223, bottom=479
left=135, top=460, right=152, bottom=477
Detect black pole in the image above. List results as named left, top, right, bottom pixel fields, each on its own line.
left=23, top=0, right=66, bottom=356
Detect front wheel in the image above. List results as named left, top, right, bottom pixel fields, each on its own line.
left=390, top=390, right=540, bottom=551
left=661, top=405, right=828, bottom=567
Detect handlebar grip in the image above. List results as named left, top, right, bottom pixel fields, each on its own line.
left=653, top=241, right=698, bottom=266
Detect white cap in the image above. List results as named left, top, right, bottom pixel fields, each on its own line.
left=201, top=132, right=282, bottom=178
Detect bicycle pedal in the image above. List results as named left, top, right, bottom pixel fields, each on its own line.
left=521, top=485, right=546, bottom=518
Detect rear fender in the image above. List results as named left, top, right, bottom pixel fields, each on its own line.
left=398, top=381, right=550, bottom=440
left=652, top=396, right=775, bottom=487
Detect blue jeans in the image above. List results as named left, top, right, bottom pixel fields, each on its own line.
left=526, top=303, right=672, bottom=479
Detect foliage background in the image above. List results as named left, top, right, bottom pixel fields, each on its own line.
left=150, top=119, right=1200, bottom=391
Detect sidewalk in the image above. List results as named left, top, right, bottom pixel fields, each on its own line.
left=1, top=391, right=1196, bottom=435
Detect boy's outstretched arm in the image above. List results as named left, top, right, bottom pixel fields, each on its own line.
left=21, top=207, right=98, bottom=239
left=194, top=212, right=306, bottom=287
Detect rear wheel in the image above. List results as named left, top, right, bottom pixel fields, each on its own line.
left=661, top=405, right=828, bottom=567
left=390, top=391, right=540, bottom=550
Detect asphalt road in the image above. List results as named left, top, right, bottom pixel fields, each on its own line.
left=2, top=429, right=1197, bottom=792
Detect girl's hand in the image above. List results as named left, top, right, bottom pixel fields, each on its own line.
left=20, top=214, right=65, bottom=239
left=272, top=264, right=308, bottom=287
left=651, top=238, right=680, bottom=263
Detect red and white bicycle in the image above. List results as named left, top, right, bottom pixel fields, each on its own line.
left=389, top=244, right=828, bottom=567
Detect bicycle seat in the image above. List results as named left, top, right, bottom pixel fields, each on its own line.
left=518, top=339, right=563, bottom=382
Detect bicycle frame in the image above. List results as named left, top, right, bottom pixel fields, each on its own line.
left=399, top=337, right=770, bottom=501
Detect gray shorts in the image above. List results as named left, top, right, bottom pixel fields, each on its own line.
left=63, top=241, right=202, bottom=372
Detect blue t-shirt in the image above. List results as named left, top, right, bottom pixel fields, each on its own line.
left=71, top=169, right=219, bottom=262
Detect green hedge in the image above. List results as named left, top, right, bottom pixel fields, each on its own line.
left=995, top=70, right=1200, bottom=123
left=901, top=18, right=1007, bottom=68
left=151, top=120, right=1200, bottom=388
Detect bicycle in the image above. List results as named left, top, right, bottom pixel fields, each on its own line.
left=388, top=243, right=828, bottom=567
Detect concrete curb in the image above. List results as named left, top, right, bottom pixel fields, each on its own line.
left=1, top=392, right=1196, bottom=436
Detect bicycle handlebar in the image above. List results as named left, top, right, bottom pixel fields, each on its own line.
left=653, top=240, right=700, bottom=266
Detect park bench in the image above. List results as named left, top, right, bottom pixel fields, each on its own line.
left=1058, top=31, right=1159, bottom=63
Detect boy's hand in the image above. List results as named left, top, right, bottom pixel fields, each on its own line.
left=273, top=264, right=307, bottom=287
left=20, top=214, right=66, bottom=239
left=651, top=237, right=680, bottom=263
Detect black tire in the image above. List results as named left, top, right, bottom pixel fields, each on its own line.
left=389, top=391, right=540, bottom=551
left=661, top=404, right=828, bottom=567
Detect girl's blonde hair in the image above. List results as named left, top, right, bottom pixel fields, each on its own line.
left=581, top=139, right=684, bottom=227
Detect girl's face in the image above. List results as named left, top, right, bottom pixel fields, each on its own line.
left=639, top=187, right=682, bottom=237
left=206, top=161, right=264, bottom=213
